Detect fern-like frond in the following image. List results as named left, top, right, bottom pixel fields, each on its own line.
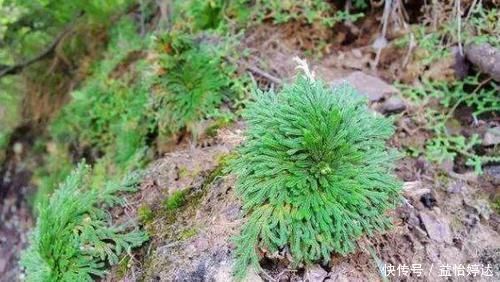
left=230, top=75, right=402, bottom=278
left=155, top=34, right=232, bottom=137
left=21, top=163, right=148, bottom=281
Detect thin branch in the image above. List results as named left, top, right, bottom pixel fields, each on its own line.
left=224, top=56, right=282, bottom=85
left=465, top=0, right=479, bottom=21
left=0, top=23, right=76, bottom=79
left=246, top=64, right=283, bottom=85
left=455, top=0, right=463, bottom=56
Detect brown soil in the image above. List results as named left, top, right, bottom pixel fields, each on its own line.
left=0, top=125, right=37, bottom=281
left=107, top=23, right=499, bottom=281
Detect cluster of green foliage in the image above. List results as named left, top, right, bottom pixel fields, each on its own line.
left=392, top=1, right=499, bottom=175
left=174, top=0, right=365, bottom=32
left=32, top=18, right=152, bottom=205
left=173, top=0, right=247, bottom=31
left=230, top=74, right=401, bottom=278
left=0, top=0, right=135, bottom=164
left=154, top=32, right=234, bottom=139
left=21, top=163, right=148, bottom=281
left=463, top=2, right=499, bottom=46
left=164, top=190, right=186, bottom=211
left=33, top=17, right=241, bottom=205
left=137, top=204, right=154, bottom=224
left=394, top=25, right=451, bottom=66
left=51, top=19, right=148, bottom=146
left=400, top=76, right=500, bottom=174
left=395, top=1, right=499, bottom=66
left=245, top=0, right=357, bottom=27
left=0, top=0, right=132, bottom=62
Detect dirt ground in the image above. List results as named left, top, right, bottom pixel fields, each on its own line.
left=112, top=110, right=500, bottom=282
left=106, top=24, right=499, bottom=281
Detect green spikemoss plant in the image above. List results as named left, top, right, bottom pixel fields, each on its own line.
left=155, top=33, right=232, bottom=139
left=21, top=163, right=148, bottom=281
left=230, top=59, right=402, bottom=278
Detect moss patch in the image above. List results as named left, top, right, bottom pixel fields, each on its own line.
left=179, top=228, right=198, bottom=240
left=138, top=204, right=154, bottom=224
left=164, top=190, right=187, bottom=211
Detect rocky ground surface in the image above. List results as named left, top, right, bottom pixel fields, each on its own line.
left=107, top=65, right=500, bottom=281
left=0, top=127, right=35, bottom=282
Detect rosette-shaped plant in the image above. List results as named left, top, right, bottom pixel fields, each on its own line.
left=231, top=67, right=401, bottom=278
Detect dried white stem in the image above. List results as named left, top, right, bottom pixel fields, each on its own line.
left=293, top=56, right=315, bottom=81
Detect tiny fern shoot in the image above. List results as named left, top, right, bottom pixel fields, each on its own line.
left=21, top=163, right=148, bottom=281
left=230, top=73, right=401, bottom=278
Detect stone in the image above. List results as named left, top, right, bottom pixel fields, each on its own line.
left=419, top=211, right=453, bottom=244
left=483, top=127, right=500, bottom=146
left=351, top=48, right=363, bottom=58
left=214, top=264, right=263, bottom=282
left=403, top=181, right=431, bottom=203
left=420, top=193, right=437, bottom=209
left=213, top=264, right=232, bottom=282
left=484, top=165, right=500, bottom=185
left=332, top=71, right=399, bottom=102
left=245, top=269, right=264, bottom=282
left=304, top=264, right=329, bottom=282
left=380, top=96, right=406, bottom=113
left=463, top=197, right=492, bottom=220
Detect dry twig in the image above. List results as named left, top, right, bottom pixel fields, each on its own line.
left=0, top=25, right=75, bottom=79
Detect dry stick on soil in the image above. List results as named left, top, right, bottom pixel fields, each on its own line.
left=465, top=0, right=479, bottom=21
left=156, top=0, right=173, bottom=31
left=245, top=64, right=283, bottom=85
left=455, top=0, right=463, bottom=55
left=225, top=56, right=283, bottom=85
left=465, top=43, right=500, bottom=82
left=373, top=0, right=392, bottom=69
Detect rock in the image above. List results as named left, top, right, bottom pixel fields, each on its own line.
left=13, top=142, right=23, bottom=155
left=304, top=264, right=328, bottom=282
left=484, top=165, right=500, bottom=185
left=403, top=181, right=431, bottom=203
left=325, top=275, right=349, bottom=282
left=420, top=193, right=437, bottom=209
left=245, top=269, right=264, bottom=282
left=463, top=197, right=492, bottom=220
left=419, top=211, right=453, bottom=244
left=213, top=264, right=232, bottom=282
left=447, top=180, right=466, bottom=194
left=483, top=127, right=500, bottom=146
left=214, top=264, right=263, bottom=282
left=413, top=225, right=429, bottom=241
left=380, top=96, right=406, bottom=113
left=351, top=49, right=363, bottom=58
left=465, top=43, right=500, bottom=82
left=331, top=71, right=399, bottom=102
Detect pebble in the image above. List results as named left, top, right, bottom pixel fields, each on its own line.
left=483, top=127, right=500, bottom=146
left=304, top=264, right=329, bottom=282
left=331, top=71, right=399, bottom=102
left=380, top=96, right=406, bottom=113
